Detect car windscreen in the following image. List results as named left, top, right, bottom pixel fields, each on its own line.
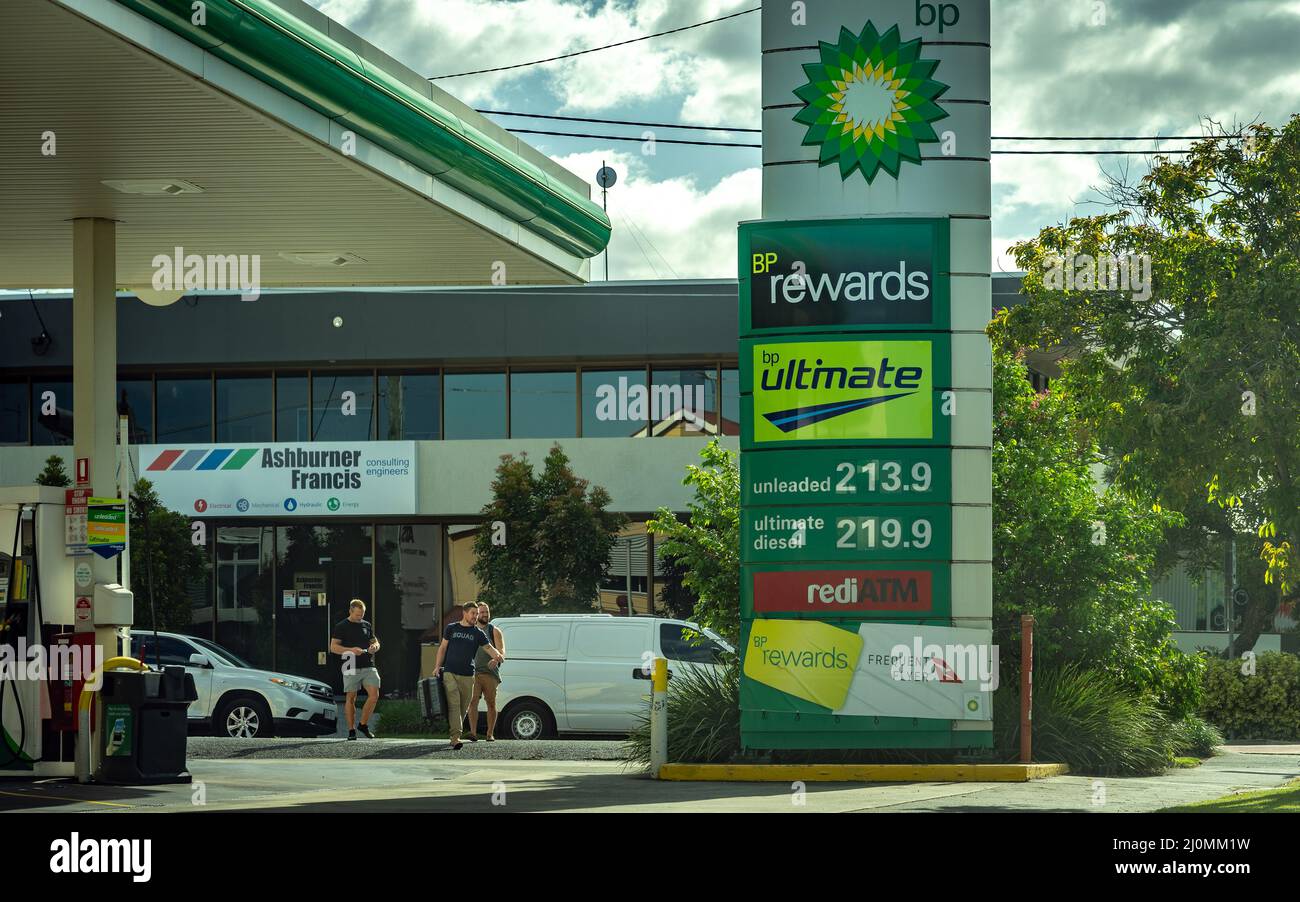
left=188, top=636, right=251, bottom=668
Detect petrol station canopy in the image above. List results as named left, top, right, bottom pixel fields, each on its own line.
left=0, top=0, right=612, bottom=289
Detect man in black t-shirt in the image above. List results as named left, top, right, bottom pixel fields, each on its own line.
left=330, top=599, right=381, bottom=740
left=433, top=602, right=503, bottom=749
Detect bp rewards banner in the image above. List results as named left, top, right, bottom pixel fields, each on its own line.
left=141, top=442, right=417, bottom=517
left=743, top=620, right=993, bottom=721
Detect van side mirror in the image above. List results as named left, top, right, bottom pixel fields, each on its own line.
left=189, top=653, right=212, bottom=668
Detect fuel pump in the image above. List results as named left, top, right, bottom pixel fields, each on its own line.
left=0, top=487, right=81, bottom=777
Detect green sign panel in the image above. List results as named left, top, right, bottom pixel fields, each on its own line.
left=739, top=217, right=950, bottom=335
left=740, top=334, right=952, bottom=448
left=104, top=703, right=134, bottom=758
left=742, top=447, right=951, bottom=506
left=742, top=504, right=950, bottom=564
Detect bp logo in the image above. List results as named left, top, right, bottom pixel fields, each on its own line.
left=792, top=21, right=949, bottom=184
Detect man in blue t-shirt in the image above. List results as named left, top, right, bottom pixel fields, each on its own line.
left=433, top=602, right=503, bottom=749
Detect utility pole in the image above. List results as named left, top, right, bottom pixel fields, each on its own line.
left=596, top=162, right=617, bottom=282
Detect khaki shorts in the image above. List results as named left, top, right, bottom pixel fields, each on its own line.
left=343, top=667, right=381, bottom=693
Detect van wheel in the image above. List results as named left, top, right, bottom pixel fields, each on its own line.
left=215, top=696, right=273, bottom=739
left=504, top=701, right=554, bottom=741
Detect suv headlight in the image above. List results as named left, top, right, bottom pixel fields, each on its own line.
left=270, top=677, right=308, bottom=693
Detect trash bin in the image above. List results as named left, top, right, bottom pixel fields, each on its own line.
left=98, top=665, right=197, bottom=785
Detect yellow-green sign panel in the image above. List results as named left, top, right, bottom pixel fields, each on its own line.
left=743, top=504, right=951, bottom=563
left=742, top=447, right=951, bottom=506
left=740, top=335, right=952, bottom=448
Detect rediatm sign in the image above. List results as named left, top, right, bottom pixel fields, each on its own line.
left=140, top=442, right=417, bottom=517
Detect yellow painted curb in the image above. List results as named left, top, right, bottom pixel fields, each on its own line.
left=658, top=763, right=1069, bottom=783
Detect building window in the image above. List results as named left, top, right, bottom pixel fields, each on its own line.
left=117, top=379, right=153, bottom=444
left=276, top=373, right=309, bottom=442
left=31, top=379, right=72, bottom=445
left=581, top=368, right=646, bottom=438
left=0, top=380, right=29, bottom=444
left=720, top=368, right=739, bottom=436
left=312, top=372, right=375, bottom=441
left=511, top=371, right=577, bottom=438
left=157, top=376, right=212, bottom=443
left=378, top=373, right=441, bottom=440
left=217, top=375, right=272, bottom=443
left=444, top=373, right=506, bottom=440
left=649, top=367, right=718, bottom=436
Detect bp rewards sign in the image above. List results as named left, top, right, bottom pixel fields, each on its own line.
left=140, top=442, right=417, bottom=517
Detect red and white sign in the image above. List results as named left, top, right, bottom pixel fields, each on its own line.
left=752, top=569, right=933, bottom=614
left=76, top=457, right=90, bottom=485
left=75, top=595, right=92, bottom=626
left=64, top=488, right=91, bottom=554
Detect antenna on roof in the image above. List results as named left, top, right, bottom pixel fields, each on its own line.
left=596, top=162, right=618, bottom=282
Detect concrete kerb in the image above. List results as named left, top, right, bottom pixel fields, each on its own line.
left=658, top=763, right=1069, bottom=782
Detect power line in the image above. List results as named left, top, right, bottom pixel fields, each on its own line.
left=502, top=127, right=1197, bottom=154
left=478, top=109, right=761, bottom=133
left=476, top=107, right=1242, bottom=144
left=506, top=127, right=760, bottom=147
left=428, top=6, right=760, bottom=79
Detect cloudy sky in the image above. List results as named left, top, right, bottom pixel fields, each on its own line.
left=307, top=0, right=1300, bottom=278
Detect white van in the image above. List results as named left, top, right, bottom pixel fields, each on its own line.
left=479, top=615, right=733, bottom=740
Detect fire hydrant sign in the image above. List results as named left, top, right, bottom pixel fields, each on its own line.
left=86, top=497, right=126, bottom=559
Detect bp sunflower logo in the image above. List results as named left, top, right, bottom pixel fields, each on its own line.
left=792, top=21, right=950, bottom=184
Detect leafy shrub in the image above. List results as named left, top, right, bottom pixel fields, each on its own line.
left=996, top=664, right=1175, bottom=775
left=1199, top=651, right=1300, bottom=740
left=1167, top=715, right=1223, bottom=758
left=624, top=656, right=741, bottom=769
left=374, top=699, right=436, bottom=735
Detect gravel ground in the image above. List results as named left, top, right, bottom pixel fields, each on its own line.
left=187, top=735, right=632, bottom=761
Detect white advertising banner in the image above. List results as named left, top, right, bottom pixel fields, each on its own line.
left=139, top=442, right=417, bottom=517
left=838, top=621, right=993, bottom=720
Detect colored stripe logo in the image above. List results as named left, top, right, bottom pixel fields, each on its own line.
left=761, top=392, right=914, bottom=432
left=146, top=448, right=259, bottom=471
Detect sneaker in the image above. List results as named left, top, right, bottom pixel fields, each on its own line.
left=467, top=734, right=478, bottom=743
left=359, top=723, right=375, bottom=739
left=347, top=730, right=357, bottom=741
left=451, top=741, right=463, bottom=751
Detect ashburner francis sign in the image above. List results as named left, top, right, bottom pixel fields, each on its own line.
left=141, top=442, right=417, bottom=517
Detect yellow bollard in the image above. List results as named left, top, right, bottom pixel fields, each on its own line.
left=650, top=656, right=668, bottom=778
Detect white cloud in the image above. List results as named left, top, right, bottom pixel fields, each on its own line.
left=552, top=149, right=759, bottom=279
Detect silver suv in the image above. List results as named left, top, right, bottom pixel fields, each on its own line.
left=131, top=631, right=337, bottom=738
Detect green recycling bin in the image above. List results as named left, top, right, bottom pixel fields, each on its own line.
left=98, top=666, right=197, bottom=785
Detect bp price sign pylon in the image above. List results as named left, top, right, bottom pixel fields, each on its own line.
left=739, top=0, right=993, bottom=752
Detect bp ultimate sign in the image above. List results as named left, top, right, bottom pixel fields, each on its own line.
left=740, top=0, right=992, bottom=752
left=140, top=442, right=417, bottom=517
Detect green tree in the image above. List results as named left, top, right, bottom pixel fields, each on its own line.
left=648, top=440, right=740, bottom=644
left=35, top=455, right=70, bottom=487
left=129, top=478, right=207, bottom=633
left=994, top=117, right=1300, bottom=656
left=472, top=445, right=626, bottom=615
left=991, top=345, right=1203, bottom=716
